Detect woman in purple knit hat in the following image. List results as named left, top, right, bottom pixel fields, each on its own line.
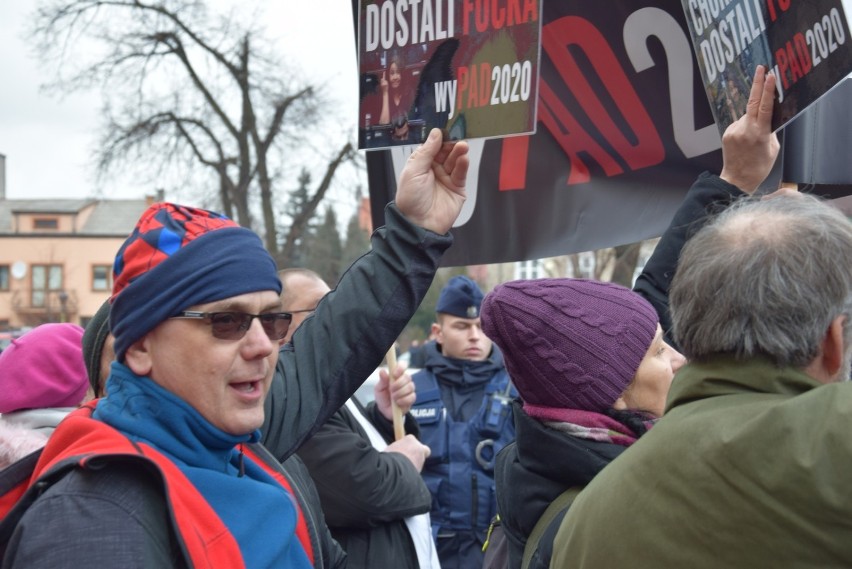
left=481, top=278, right=685, bottom=569
left=481, top=65, right=782, bottom=569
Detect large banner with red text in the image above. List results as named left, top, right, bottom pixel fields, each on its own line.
left=360, top=0, right=791, bottom=266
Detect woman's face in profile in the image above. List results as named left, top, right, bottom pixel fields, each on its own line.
left=389, top=62, right=402, bottom=90
left=614, top=324, right=686, bottom=417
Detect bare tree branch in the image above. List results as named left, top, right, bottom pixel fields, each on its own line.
left=278, top=142, right=356, bottom=266
left=29, top=0, right=355, bottom=249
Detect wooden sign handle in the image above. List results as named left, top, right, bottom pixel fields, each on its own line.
left=385, top=346, right=406, bottom=441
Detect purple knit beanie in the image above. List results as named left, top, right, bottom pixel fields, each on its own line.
left=480, top=278, right=658, bottom=413
left=0, top=323, right=88, bottom=413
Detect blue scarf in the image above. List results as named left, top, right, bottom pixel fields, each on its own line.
left=95, top=363, right=311, bottom=568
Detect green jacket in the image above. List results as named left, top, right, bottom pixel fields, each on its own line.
left=552, top=356, right=852, bottom=568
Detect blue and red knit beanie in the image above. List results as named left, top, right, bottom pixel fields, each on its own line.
left=480, top=278, right=658, bottom=413
left=109, top=203, right=281, bottom=361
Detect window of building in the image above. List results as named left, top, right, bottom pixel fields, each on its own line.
left=0, top=265, right=8, bottom=291
left=578, top=253, right=594, bottom=276
left=31, top=264, right=63, bottom=307
left=92, top=265, right=113, bottom=291
left=515, top=259, right=542, bottom=280
left=33, top=218, right=59, bottom=230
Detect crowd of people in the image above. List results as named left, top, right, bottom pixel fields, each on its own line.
left=2, top=65, right=852, bottom=568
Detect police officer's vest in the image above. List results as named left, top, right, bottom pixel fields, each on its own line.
left=411, top=369, right=516, bottom=532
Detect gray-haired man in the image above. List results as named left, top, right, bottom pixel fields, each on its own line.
left=553, top=67, right=852, bottom=568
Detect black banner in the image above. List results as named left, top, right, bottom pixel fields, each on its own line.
left=359, top=0, right=785, bottom=266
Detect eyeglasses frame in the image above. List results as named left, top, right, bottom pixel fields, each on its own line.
left=172, top=310, right=293, bottom=341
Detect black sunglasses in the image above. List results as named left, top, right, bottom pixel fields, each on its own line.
left=172, top=311, right=292, bottom=341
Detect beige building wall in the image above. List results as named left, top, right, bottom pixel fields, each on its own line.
left=0, top=237, right=124, bottom=328
left=8, top=203, right=98, bottom=233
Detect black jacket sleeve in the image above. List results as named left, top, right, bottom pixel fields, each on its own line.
left=633, top=171, right=746, bottom=345
left=295, top=405, right=432, bottom=529
left=364, top=400, right=421, bottom=442
left=276, top=453, right=347, bottom=569
left=262, top=204, right=452, bottom=463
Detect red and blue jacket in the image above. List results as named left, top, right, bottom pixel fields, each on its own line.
left=1, top=404, right=315, bottom=568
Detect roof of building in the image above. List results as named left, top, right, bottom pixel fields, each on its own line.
left=2, top=199, right=93, bottom=214
left=80, top=200, right=150, bottom=234
left=0, top=198, right=149, bottom=236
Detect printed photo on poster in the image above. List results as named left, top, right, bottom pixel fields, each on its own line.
left=357, top=0, right=543, bottom=150
left=682, top=0, right=852, bottom=134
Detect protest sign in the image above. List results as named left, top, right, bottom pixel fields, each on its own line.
left=682, top=0, right=852, bottom=134
left=357, top=0, right=543, bottom=150
left=356, top=1, right=850, bottom=268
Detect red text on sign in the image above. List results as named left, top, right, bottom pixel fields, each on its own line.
left=499, top=15, right=664, bottom=190
left=461, top=0, right=539, bottom=35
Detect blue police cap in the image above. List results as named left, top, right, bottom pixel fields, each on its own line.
left=436, top=276, right=484, bottom=319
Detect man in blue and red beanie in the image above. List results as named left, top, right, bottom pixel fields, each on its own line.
left=3, top=129, right=469, bottom=568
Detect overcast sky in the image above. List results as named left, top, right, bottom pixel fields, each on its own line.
left=3, top=1, right=851, bottom=205
left=0, top=1, right=360, bottom=204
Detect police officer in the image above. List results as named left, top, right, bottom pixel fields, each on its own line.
left=411, top=275, right=515, bottom=569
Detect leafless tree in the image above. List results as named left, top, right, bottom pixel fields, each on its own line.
left=609, top=242, right=641, bottom=287
left=29, top=0, right=357, bottom=256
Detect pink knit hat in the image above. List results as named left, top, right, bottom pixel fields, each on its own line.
left=0, top=323, right=88, bottom=413
left=481, top=279, right=658, bottom=413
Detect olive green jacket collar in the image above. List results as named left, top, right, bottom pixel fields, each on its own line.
left=665, top=355, right=821, bottom=414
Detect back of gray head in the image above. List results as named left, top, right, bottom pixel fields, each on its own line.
left=671, top=193, right=852, bottom=368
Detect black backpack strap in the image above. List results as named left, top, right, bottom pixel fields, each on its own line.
left=0, top=448, right=42, bottom=497
left=521, top=486, right=583, bottom=569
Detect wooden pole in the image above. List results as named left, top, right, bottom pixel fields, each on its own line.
left=385, top=345, right=406, bottom=441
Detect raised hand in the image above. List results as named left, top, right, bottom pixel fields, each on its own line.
left=719, top=65, right=781, bottom=194
left=380, top=71, right=388, bottom=96
left=395, top=128, right=469, bottom=234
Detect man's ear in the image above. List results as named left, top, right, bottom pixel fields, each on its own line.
left=124, top=336, right=153, bottom=377
left=812, top=315, right=846, bottom=383
left=431, top=322, right=442, bottom=343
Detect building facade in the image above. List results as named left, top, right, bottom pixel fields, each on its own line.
left=0, top=197, right=151, bottom=330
